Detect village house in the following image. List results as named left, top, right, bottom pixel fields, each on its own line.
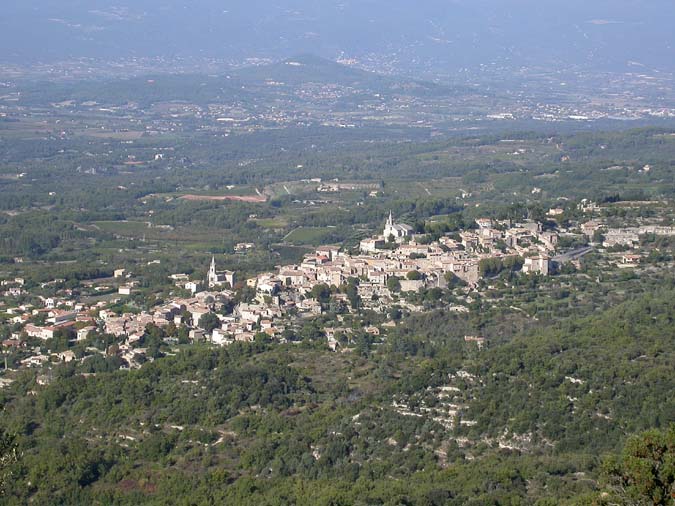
left=77, top=326, right=96, bottom=341
left=235, top=242, right=255, bottom=252
left=55, top=350, right=76, bottom=363
left=185, top=281, right=200, bottom=294
left=360, top=237, right=385, bottom=253
left=523, top=256, right=550, bottom=275
left=619, top=254, right=642, bottom=267
left=581, top=220, right=603, bottom=237
left=475, top=218, right=493, bottom=230
left=315, top=245, right=341, bottom=261
left=47, top=310, right=78, bottom=325
left=24, top=324, right=56, bottom=340
left=118, top=285, right=133, bottom=295
left=279, top=269, right=308, bottom=287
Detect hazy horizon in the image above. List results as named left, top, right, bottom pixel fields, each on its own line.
left=2, top=0, right=675, bottom=74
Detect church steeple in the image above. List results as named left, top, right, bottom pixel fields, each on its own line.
left=387, top=210, right=393, bottom=227
left=208, top=256, right=216, bottom=287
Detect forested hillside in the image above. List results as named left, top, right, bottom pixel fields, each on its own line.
left=1, top=282, right=672, bottom=505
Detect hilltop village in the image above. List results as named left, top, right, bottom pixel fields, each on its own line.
left=2, top=202, right=674, bottom=373
left=43, top=213, right=551, bottom=344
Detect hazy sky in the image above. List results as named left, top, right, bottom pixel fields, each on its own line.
left=2, top=0, right=674, bottom=72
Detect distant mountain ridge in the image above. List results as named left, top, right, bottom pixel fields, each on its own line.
left=2, top=0, right=675, bottom=73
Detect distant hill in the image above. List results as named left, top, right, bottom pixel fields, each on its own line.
left=2, top=0, right=675, bottom=73
left=234, top=55, right=387, bottom=87
left=16, top=55, right=467, bottom=107
left=231, top=55, right=463, bottom=96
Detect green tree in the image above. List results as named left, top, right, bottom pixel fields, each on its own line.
left=503, top=255, right=524, bottom=272
left=343, top=278, right=361, bottom=309
left=0, top=432, right=17, bottom=496
left=601, top=425, right=675, bottom=505
left=592, top=228, right=606, bottom=244
left=387, top=276, right=401, bottom=293
left=199, top=312, right=221, bottom=333
left=310, top=283, right=331, bottom=304
left=406, top=270, right=422, bottom=281
left=444, top=271, right=467, bottom=288
left=479, top=257, right=504, bottom=277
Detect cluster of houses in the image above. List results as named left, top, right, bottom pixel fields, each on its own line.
left=1, top=277, right=25, bottom=298
left=4, top=200, right=675, bottom=375
left=363, top=213, right=555, bottom=280
left=160, top=213, right=559, bottom=344
left=581, top=220, right=675, bottom=249
left=1, top=213, right=561, bottom=364
left=5, top=306, right=94, bottom=342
